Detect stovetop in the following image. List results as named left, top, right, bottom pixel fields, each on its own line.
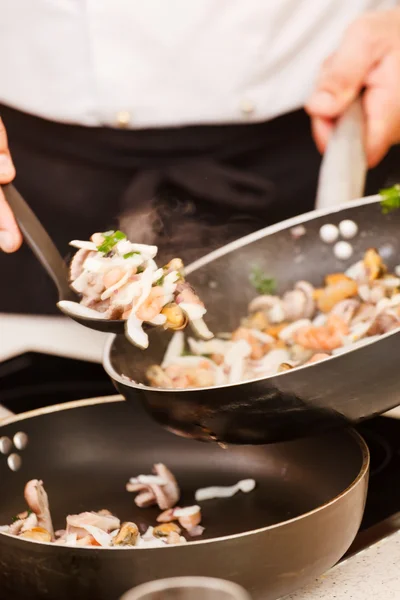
left=1, top=351, right=399, bottom=554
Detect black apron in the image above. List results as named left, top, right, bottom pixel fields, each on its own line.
left=0, top=103, right=398, bottom=314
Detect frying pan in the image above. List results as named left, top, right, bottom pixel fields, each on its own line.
left=104, top=193, right=400, bottom=445
left=0, top=395, right=369, bottom=600
left=101, top=100, right=388, bottom=445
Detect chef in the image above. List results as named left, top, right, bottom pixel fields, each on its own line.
left=0, top=0, right=400, bottom=313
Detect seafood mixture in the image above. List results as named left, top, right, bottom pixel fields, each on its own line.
left=146, top=248, right=400, bottom=389
left=0, top=465, right=256, bottom=548
left=60, top=231, right=212, bottom=348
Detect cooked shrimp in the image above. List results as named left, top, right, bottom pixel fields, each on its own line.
left=231, top=327, right=269, bottom=360
left=294, top=315, right=348, bottom=351
left=103, top=266, right=128, bottom=289
left=136, top=286, right=165, bottom=321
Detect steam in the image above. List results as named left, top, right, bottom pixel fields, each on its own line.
left=119, top=196, right=262, bottom=267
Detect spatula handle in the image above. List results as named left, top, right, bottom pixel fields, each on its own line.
left=3, top=183, right=74, bottom=300
left=315, top=97, right=367, bottom=210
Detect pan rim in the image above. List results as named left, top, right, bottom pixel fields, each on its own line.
left=102, top=193, right=399, bottom=393
left=0, top=395, right=370, bottom=551
left=183, top=193, right=381, bottom=276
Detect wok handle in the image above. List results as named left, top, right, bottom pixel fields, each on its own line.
left=315, top=97, right=367, bottom=210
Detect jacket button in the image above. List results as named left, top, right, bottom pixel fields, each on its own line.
left=116, top=110, right=131, bottom=128
left=239, top=99, right=255, bottom=116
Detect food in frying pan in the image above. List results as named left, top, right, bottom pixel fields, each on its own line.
left=126, top=463, right=180, bottom=510
left=61, top=231, right=213, bottom=348
left=0, top=469, right=257, bottom=547
left=145, top=248, right=400, bottom=389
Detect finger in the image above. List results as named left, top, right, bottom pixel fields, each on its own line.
left=363, top=52, right=400, bottom=167
left=0, top=187, right=22, bottom=252
left=0, top=118, right=15, bottom=182
left=306, top=19, right=386, bottom=118
left=311, top=116, right=334, bottom=154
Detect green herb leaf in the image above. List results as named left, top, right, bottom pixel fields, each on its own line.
left=154, top=275, right=165, bottom=287
left=379, top=184, right=400, bottom=214
left=181, top=347, right=193, bottom=357
left=123, top=251, right=140, bottom=259
left=97, top=230, right=127, bottom=254
left=249, top=266, right=276, bottom=295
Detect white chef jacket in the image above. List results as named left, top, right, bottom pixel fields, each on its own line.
left=0, top=0, right=396, bottom=129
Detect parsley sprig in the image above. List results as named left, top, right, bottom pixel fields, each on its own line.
left=249, top=266, right=276, bottom=295
left=379, top=184, right=400, bottom=214
left=97, top=230, right=127, bottom=254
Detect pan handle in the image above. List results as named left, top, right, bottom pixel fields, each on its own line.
left=315, top=97, right=367, bottom=210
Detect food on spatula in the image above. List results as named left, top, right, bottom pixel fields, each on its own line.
left=145, top=248, right=400, bottom=389
left=58, top=230, right=212, bottom=348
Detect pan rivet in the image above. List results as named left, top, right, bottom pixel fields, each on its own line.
left=13, top=432, right=28, bottom=451
left=0, top=437, right=12, bottom=455
left=7, top=453, right=22, bottom=472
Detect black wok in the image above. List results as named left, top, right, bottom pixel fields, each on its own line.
left=0, top=396, right=368, bottom=600
left=104, top=194, right=400, bottom=445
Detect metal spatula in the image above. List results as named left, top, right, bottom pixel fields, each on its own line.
left=315, top=97, right=367, bottom=210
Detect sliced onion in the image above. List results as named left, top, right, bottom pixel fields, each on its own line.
left=69, top=240, right=97, bottom=251
left=70, top=271, right=90, bottom=294
left=251, top=349, right=290, bottom=375
left=195, top=479, right=256, bottom=502
left=332, top=335, right=381, bottom=355
left=81, top=525, right=112, bottom=547
left=148, top=314, right=167, bottom=326
left=101, top=269, right=132, bottom=301
left=66, top=532, right=78, bottom=546
left=129, top=475, right=168, bottom=486
left=249, top=330, right=275, bottom=344
left=189, top=318, right=214, bottom=340
left=187, top=337, right=229, bottom=356
left=278, top=319, right=311, bottom=343
left=162, top=332, right=185, bottom=368
left=174, top=506, right=200, bottom=517
left=179, top=302, right=206, bottom=321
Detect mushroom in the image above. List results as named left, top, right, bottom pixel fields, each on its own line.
left=282, top=281, right=315, bottom=321
left=126, top=463, right=180, bottom=510
left=248, top=296, right=286, bottom=324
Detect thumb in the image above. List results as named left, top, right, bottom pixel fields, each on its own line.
left=306, top=20, right=385, bottom=118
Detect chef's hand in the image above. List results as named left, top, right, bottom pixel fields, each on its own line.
left=0, top=118, right=20, bottom=252
left=306, top=8, right=400, bottom=169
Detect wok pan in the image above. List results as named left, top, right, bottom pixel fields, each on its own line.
left=104, top=194, right=400, bottom=445
left=0, top=395, right=368, bottom=600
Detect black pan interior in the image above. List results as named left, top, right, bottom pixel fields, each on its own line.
left=0, top=399, right=366, bottom=540
left=108, top=199, right=400, bottom=384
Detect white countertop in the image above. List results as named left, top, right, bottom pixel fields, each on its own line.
left=1, top=313, right=400, bottom=600
left=286, top=527, right=400, bottom=599
left=0, top=313, right=108, bottom=364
